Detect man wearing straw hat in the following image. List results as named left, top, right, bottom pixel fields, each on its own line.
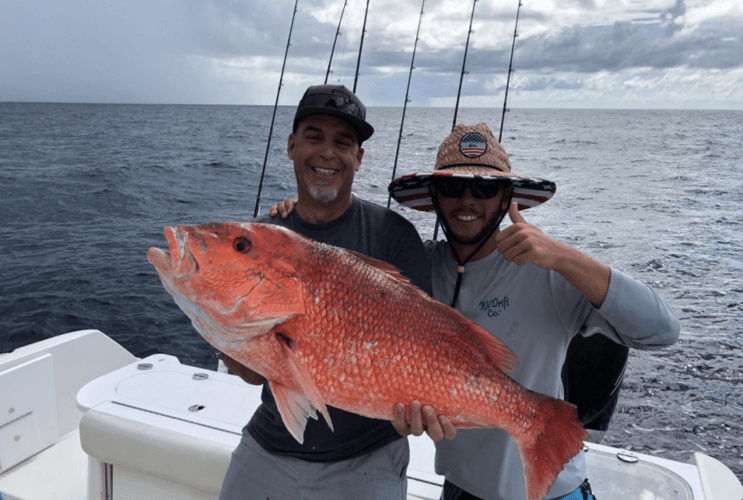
left=387, top=123, right=680, bottom=500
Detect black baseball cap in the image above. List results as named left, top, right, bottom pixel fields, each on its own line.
left=293, top=84, right=374, bottom=144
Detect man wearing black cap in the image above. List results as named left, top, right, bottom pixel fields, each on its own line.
left=218, top=85, right=431, bottom=500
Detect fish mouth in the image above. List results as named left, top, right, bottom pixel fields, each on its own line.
left=147, top=226, right=199, bottom=280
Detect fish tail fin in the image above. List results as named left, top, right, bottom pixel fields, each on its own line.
left=514, top=394, right=589, bottom=500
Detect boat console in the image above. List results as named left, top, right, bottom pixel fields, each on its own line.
left=77, top=353, right=252, bottom=498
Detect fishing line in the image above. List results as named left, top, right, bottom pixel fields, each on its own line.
left=387, top=0, right=426, bottom=209
left=325, top=0, right=349, bottom=84
left=253, top=0, right=300, bottom=218
left=499, top=0, right=522, bottom=142
left=336, top=20, right=349, bottom=85
left=452, top=0, right=478, bottom=131
left=353, top=0, right=373, bottom=93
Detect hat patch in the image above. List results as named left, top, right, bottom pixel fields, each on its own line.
left=459, top=132, right=487, bottom=158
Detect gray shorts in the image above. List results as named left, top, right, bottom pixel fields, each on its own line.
left=218, top=434, right=410, bottom=500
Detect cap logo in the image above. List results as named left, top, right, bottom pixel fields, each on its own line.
left=459, top=132, right=487, bottom=158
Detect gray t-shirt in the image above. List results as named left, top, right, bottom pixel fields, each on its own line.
left=427, top=239, right=679, bottom=499
left=246, top=196, right=432, bottom=462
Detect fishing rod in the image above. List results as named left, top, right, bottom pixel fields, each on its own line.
left=353, top=0, right=372, bottom=93
left=452, top=0, right=478, bottom=131
left=325, top=0, right=349, bottom=84
left=253, top=0, right=300, bottom=218
left=387, top=0, right=426, bottom=209
left=499, top=0, right=522, bottom=142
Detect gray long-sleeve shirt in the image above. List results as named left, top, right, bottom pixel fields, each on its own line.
left=427, top=240, right=680, bottom=500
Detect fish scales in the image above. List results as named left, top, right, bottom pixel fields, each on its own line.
left=148, top=222, right=589, bottom=500
left=298, top=243, right=501, bottom=421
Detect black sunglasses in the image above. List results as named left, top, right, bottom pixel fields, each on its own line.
left=298, top=93, right=364, bottom=120
left=432, top=179, right=508, bottom=199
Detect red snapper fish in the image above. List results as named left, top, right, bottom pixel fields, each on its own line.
left=147, top=222, right=588, bottom=500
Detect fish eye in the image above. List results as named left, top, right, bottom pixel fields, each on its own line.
left=233, top=237, right=251, bottom=253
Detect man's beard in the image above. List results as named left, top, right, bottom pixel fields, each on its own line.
left=309, top=186, right=339, bottom=203
left=450, top=226, right=492, bottom=245
left=448, top=213, right=504, bottom=245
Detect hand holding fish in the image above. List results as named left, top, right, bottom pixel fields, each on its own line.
left=270, top=198, right=298, bottom=219
left=392, top=402, right=457, bottom=442
left=495, top=203, right=611, bottom=308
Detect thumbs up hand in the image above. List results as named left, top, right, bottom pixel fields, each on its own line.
left=506, top=201, right=527, bottom=225
left=496, top=203, right=612, bottom=307
left=494, top=202, right=567, bottom=270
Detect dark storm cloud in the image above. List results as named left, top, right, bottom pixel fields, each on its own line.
left=346, top=1, right=741, bottom=92
left=380, top=0, right=742, bottom=79
left=662, top=0, right=686, bottom=37
left=1, top=0, right=741, bottom=107
left=519, top=77, right=584, bottom=92
left=0, top=1, right=208, bottom=103
left=0, top=0, right=339, bottom=103
left=506, top=13, right=743, bottom=74
left=516, top=22, right=662, bottom=72
left=181, top=0, right=337, bottom=59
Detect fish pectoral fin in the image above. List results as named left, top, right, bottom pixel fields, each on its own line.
left=269, top=342, right=333, bottom=444
left=269, top=382, right=318, bottom=444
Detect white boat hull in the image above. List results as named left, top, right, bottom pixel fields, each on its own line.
left=2, top=330, right=741, bottom=500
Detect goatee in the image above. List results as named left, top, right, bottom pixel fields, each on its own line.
left=309, top=187, right=339, bottom=203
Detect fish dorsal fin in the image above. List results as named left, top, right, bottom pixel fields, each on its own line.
left=472, top=322, right=518, bottom=373
left=444, top=305, right=518, bottom=373
left=348, top=251, right=412, bottom=285
left=269, top=339, right=333, bottom=444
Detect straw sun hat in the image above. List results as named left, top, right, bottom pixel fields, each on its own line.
left=388, top=123, right=556, bottom=212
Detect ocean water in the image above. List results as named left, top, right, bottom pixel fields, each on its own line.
left=1, top=102, right=741, bottom=482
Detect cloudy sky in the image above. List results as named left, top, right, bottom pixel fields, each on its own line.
left=2, top=0, right=741, bottom=109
